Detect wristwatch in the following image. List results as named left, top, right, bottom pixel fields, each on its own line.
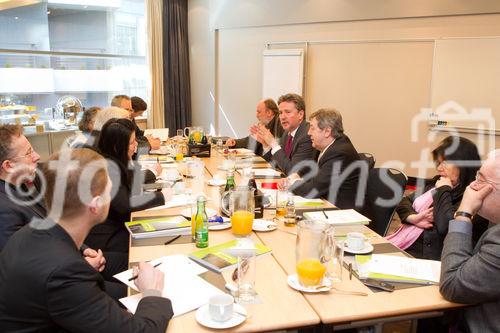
left=454, top=211, right=473, bottom=220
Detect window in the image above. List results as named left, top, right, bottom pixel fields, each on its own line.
left=0, top=0, right=149, bottom=125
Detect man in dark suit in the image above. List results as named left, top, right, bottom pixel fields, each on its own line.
left=287, top=109, right=362, bottom=209
left=0, top=125, right=45, bottom=251
left=252, top=93, right=314, bottom=175
left=111, top=94, right=161, bottom=151
left=0, top=148, right=173, bottom=332
left=440, top=150, right=500, bottom=333
left=225, top=98, right=284, bottom=156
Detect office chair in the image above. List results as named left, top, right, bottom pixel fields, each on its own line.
left=362, top=167, right=407, bottom=236
left=358, top=152, right=375, bottom=169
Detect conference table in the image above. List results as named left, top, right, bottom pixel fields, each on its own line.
left=130, top=148, right=462, bottom=332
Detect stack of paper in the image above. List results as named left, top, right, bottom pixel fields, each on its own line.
left=355, top=254, right=441, bottom=284
left=243, top=168, right=281, bottom=178
left=146, top=194, right=208, bottom=210
left=303, top=209, right=370, bottom=225
left=125, top=216, right=191, bottom=239
left=114, top=255, right=225, bottom=317
left=262, top=190, right=324, bottom=208
left=144, top=128, right=169, bottom=141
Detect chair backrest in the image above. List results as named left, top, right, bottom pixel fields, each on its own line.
left=362, top=168, right=407, bottom=236
left=358, top=152, right=375, bottom=169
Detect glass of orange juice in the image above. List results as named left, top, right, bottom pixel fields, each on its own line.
left=225, top=186, right=255, bottom=237
left=295, top=220, right=334, bottom=287
left=231, top=210, right=254, bottom=237
left=296, top=258, right=326, bottom=287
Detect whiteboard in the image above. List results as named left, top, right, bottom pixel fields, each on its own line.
left=431, top=37, right=500, bottom=132
left=262, top=49, right=304, bottom=100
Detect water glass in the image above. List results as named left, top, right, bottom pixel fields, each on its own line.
left=216, top=139, right=223, bottom=153
left=236, top=253, right=256, bottom=303
left=323, top=231, right=344, bottom=283
left=176, top=129, right=183, bottom=137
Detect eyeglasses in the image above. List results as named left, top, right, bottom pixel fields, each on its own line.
left=475, top=171, right=500, bottom=189
left=9, top=147, right=35, bottom=160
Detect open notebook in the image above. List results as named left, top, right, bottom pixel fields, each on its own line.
left=303, top=209, right=370, bottom=225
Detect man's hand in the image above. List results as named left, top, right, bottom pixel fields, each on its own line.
left=133, top=262, right=164, bottom=292
left=435, top=176, right=452, bottom=188
left=406, top=207, right=433, bottom=228
left=250, top=124, right=276, bottom=147
left=154, top=162, right=163, bottom=176
left=225, top=138, right=236, bottom=147
left=83, top=248, right=106, bottom=272
left=457, top=183, right=494, bottom=216
left=146, top=135, right=161, bottom=150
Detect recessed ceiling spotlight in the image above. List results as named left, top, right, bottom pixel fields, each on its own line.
left=14, top=16, right=19, bottom=20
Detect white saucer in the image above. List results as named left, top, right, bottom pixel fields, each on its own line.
left=195, top=303, right=247, bottom=329
left=217, top=165, right=235, bottom=171
left=207, top=178, right=226, bottom=186
left=342, top=241, right=374, bottom=254
left=287, top=274, right=332, bottom=293
left=180, top=207, right=217, bottom=219
left=252, top=219, right=277, bottom=232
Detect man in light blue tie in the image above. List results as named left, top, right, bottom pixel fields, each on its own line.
left=252, top=93, right=314, bottom=175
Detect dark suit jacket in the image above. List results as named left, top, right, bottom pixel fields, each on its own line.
left=0, top=222, right=172, bottom=332
left=0, top=179, right=46, bottom=251
left=132, top=118, right=151, bottom=151
left=85, top=155, right=164, bottom=253
left=291, top=134, right=361, bottom=209
left=263, top=120, right=314, bottom=175
left=233, top=114, right=284, bottom=156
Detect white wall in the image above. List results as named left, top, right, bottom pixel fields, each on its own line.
left=188, top=0, right=500, bottom=176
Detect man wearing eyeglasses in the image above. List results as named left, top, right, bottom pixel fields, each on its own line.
left=0, top=124, right=45, bottom=251
left=440, top=150, right=500, bottom=333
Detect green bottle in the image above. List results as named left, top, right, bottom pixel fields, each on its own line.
left=194, top=196, right=209, bottom=248
left=224, top=170, right=236, bottom=192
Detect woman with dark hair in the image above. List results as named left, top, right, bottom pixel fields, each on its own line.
left=85, top=118, right=171, bottom=253
left=387, top=136, right=488, bottom=260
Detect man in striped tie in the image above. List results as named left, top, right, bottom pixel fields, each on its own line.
left=252, top=93, right=314, bottom=175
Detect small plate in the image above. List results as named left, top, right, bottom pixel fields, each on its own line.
left=180, top=207, right=217, bottom=219
left=342, top=241, right=374, bottom=254
left=208, top=218, right=231, bottom=231
left=195, top=303, right=247, bottom=329
left=252, top=219, right=277, bottom=232
left=207, top=178, right=226, bottom=186
left=287, top=274, right=332, bottom=293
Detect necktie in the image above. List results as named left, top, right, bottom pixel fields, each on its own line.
left=285, top=134, right=293, bottom=158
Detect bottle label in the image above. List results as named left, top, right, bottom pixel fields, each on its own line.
left=196, top=230, right=208, bottom=245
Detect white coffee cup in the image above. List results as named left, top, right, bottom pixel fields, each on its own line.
left=346, top=232, right=366, bottom=251
left=173, top=181, right=185, bottom=194
left=208, top=293, right=234, bottom=322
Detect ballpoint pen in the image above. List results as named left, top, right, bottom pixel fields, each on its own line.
left=128, top=262, right=162, bottom=281
left=164, top=235, right=181, bottom=245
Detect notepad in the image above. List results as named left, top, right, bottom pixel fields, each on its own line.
left=303, top=209, right=370, bottom=225
left=114, top=255, right=223, bottom=317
